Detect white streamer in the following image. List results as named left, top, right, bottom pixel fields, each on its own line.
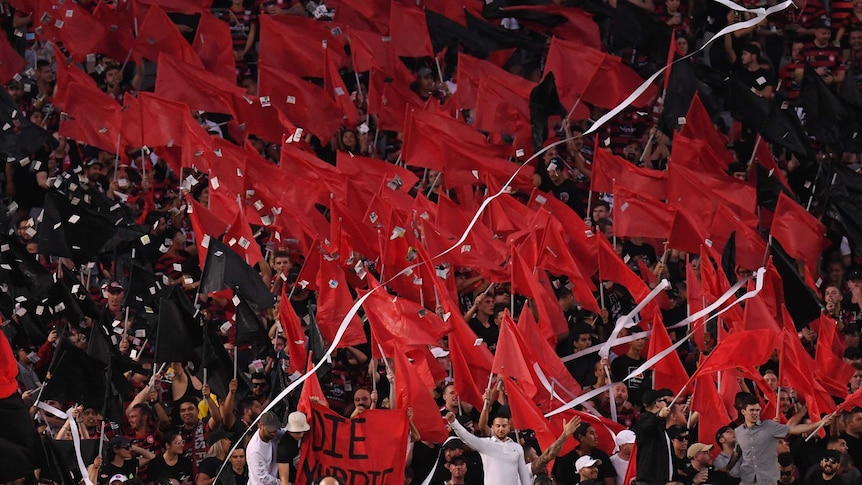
left=546, top=268, right=765, bottom=418
left=36, top=402, right=94, bottom=485
left=600, top=280, right=670, bottom=359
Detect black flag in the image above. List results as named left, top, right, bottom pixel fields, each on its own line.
left=199, top=238, right=275, bottom=311
left=770, top=241, right=823, bottom=329
left=38, top=191, right=118, bottom=266
left=530, top=72, right=565, bottom=154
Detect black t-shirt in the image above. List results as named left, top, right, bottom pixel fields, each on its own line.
left=843, top=432, right=862, bottom=474
left=276, top=434, right=302, bottom=482
left=146, top=454, right=193, bottom=483
left=468, top=317, right=499, bottom=351
left=98, top=459, right=138, bottom=485
left=735, top=66, right=777, bottom=93
left=198, top=456, right=221, bottom=479
left=548, top=179, right=586, bottom=218
left=611, top=354, right=651, bottom=406
left=805, top=474, right=844, bottom=485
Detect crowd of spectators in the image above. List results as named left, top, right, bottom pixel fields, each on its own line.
left=4, top=0, right=862, bottom=485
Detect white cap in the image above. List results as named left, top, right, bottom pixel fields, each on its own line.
left=575, top=455, right=602, bottom=472
left=430, top=346, right=450, bottom=358
left=109, top=475, right=128, bottom=484
left=615, top=429, right=636, bottom=446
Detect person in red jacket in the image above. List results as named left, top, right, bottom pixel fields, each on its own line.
left=0, top=330, right=43, bottom=483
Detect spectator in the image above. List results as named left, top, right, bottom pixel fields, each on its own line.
left=275, top=411, right=310, bottom=485
left=147, top=431, right=194, bottom=485
left=576, top=456, right=604, bottom=485
left=610, top=430, right=635, bottom=485
left=446, top=408, right=532, bottom=485
left=217, top=447, right=249, bottom=485
left=634, top=388, right=674, bottom=485
left=96, top=436, right=157, bottom=484
left=247, top=411, right=284, bottom=485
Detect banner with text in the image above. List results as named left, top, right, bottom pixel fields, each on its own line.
left=297, top=403, right=408, bottom=485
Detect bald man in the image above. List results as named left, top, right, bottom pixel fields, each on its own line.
left=318, top=477, right=339, bottom=485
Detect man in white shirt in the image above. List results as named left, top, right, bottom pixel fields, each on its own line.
left=446, top=409, right=532, bottom=485
left=610, top=430, right=635, bottom=485
left=247, top=412, right=284, bottom=485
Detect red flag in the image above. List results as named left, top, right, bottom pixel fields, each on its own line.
left=447, top=311, right=494, bottom=409
left=740, top=294, right=782, bottom=333
left=0, top=33, right=25, bottom=83
left=779, top=327, right=835, bottom=420
left=358, top=274, right=451, bottom=349
left=258, top=63, right=345, bottom=140
left=347, top=27, right=395, bottom=73
left=324, top=44, right=360, bottom=124
left=393, top=349, right=450, bottom=443
left=771, top=192, right=829, bottom=272
left=612, top=185, right=674, bottom=239
left=647, top=315, right=689, bottom=393
left=591, top=148, right=667, bottom=200
left=58, top=82, right=123, bottom=153
left=696, top=329, right=778, bottom=375
left=516, top=304, right=583, bottom=397
left=367, top=68, right=426, bottom=130
left=92, top=0, right=137, bottom=63
left=581, top=52, right=656, bottom=109
left=279, top=287, right=308, bottom=375
left=753, top=138, right=793, bottom=194
left=297, top=354, right=327, bottom=417
left=315, top=253, right=367, bottom=348
left=544, top=37, right=604, bottom=110
left=511, top=250, right=567, bottom=344
left=223, top=204, right=264, bottom=266
left=474, top=73, right=535, bottom=139
left=668, top=164, right=757, bottom=228
left=506, top=377, right=575, bottom=465
left=707, top=205, right=766, bottom=272
left=679, top=93, right=734, bottom=167
left=258, top=15, right=348, bottom=78
left=191, top=11, right=236, bottom=82
left=597, top=235, right=651, bottom=302
left=185, top=194, right=229, bottom=269
left=502, top=5, right=600, bottom=49
left=667, top=206, right=709, bottom=255
left=389, top=1, right=433, bottom=57
left=155, top=52, right=243, bottom=114
left=670, top=134, right=731, bottom=178
left=328, top=0, right=389, bottom=33
left=533, top=213, right=600, bottom=313
left=690, top=373, right=731, bottom=457
left=336, top=152, right=419, bottom=195
left=122, top=92, right=193, bottom=148
left=813, top=312, right=855, bottom=399
left=135, top=4, right=203, bottom=66
left=492, top=312, right=539, bottom=398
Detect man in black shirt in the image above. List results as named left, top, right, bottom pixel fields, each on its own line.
left=634, top=388, right=674, bottom=485
left=735, top=44, right=776, bottom=99
left=805, top=450, right=843, bottom=485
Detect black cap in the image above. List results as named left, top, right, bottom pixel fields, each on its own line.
left=207, top=428, right=231, bottom=447
left=715, top=425, right=734, bottom=445
left=741, top=43, right=761, bottom=57
left=443, top=437, right=464, bottom=450
left=823, top=449, right=842, bottom=462
left=667, top=425, right=690, bottom=440
left=108, top=436, right=131, bottom=449
left=847, top=266, right=862, bottom=280
left=642, top=388, right=673, bottom=407
left=813, top=16, right=832, bottom=30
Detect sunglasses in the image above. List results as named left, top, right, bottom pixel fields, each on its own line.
left=252, top=382, right=267, bottom=388
left=781, top=471, right=794, bottom=476
left=823, top=457, right=839, bottom=464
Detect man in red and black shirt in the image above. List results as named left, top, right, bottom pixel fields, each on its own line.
left=796, top=16, right=846, bottom=86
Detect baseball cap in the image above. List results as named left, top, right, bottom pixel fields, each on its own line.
left=714, top=425, right=734, bottom=445
left=417, top=66, right=434, bottom=77
left=108, top=436, right=131, bottom=449
left=687, top=443, right=714, bottom=458
left=642, top=388, right=674, bottom=407
left=667, top=425, right=690, bottom=441
left=206, top=428, right=231, bottom=447
left=847, top=266, right=862, bottom=280
left=109, top=475, right=128, bottom=484
left=615, top=430, right=636, bottom=447
left=260, top=411, right=282, bottom=432
left=106, top=280, right=124, bottom=293
left=430, top=346, right=450, bottom=358
left=813, top=16, right=832, bottom=30
left=575, top=455, right=602, bottom=472
left=443, top=437, right=464, bottom=450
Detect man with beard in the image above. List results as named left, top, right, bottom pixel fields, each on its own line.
left=806, top=450, right=843, bottom=485
left=446, top=408, right=531, bottom=485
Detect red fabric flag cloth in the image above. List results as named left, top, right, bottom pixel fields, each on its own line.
left=690, top=373, right=731, bottom=457
left=0, top=33, right=25, bottom=83
left=336, top=152, right=419, bottom=196
left=505, top=377, right=575, bottom=466
left=667, top=206, right=709, bottom=255
left=222, top=204, right=264, bottom=266
left=647, top=314, right=689, bottom=393
left=393, top=349, right=450, bottom=444
left=591, top=148, right=667, bottom=200
left=612, top=185, right=675, bottom=239
left=753, top=138, right=793, bottom=194
left=54, top=49, right=99, bottom=109
left=740, top=294, right=783, bottom=333
left=696, top=329, right=779, bottom=375
left=348, top=27, right=396, bottom=73
left=511, top=250, right=568, bottom=344
left=516, top=305, right=583, bottom=397
left=135, top=4, right=203, bottom=66
left=492, top=312, right=539, bottom=398
left=258, top=63, right=345, bottom=140
left=155, top=52, right=244, bottom=115
left=324, top=45, right=360, bottom=125
left=389, top=0, right=433, bottom=57
left=185, top=194, right=229, bottom=269
left=533, top=214, right=600, bottom=313
left=93, top=0, right=138, bottom=63
left=297, top=403, right=409, bottom=484
left=779, top=327, right=836, bottom=420
left=543, top=37, right=604, bottom=110
left=597, top=235, right=651, bottom=302
left=58, top=82, right=123, bottom=153
left=474, top=71, right=535, bottom=139
left=258, top=15, right=348, bottom=78
left=670, top=134, right=731, bottom=178
left=34, top=0, right=109, bottom=61
left=679, top=93, right=734, bottom=167
left=367, top=68, right=426, bottom=130
left=121, top=92, right=193, bottom=148
left=581, top=52, right=656, bottom=109
left=314, top=253, right=367, bottom=348
left=279, top=287, right=308, bottom=375
left=813, top=313, right=855, bottom=398
left=329, top=0, right=389, bottom=33
left=528, top=190, right=599, bottom=276
left=771, top=192, right=830, bottom=272
left=668, top=164, right=757, bottom=229
left=707, top=205, right=767, bottom=272
left=358, top=274, right=451, bottom=349
left=297, top=353, right=327, bottom=416
left=447, top=310, right=494, bottom=408
left=191, top=11, right=236, bottom=82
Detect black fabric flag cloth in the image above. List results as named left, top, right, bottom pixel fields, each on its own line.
left=306, top=310, right=332, bottom=386
left=40, top=435, right=79, bottom=485
left=426, top=10, right=496, bottom=59
left=195, top=322, right=242, bottom=399
left=754, top=163, right=792, bottom=212
left=659, top=59, right=700, bottom=134
left=611, top=0, right=671, bottom=72
left=199, top=238, right=275, bottom=311
left=123, top=260, right=162, bottom=311
left=0, top=235, right=54, bottom=296
left=41, top=338, right=108, bottom=410
left=821, top=160, right=862, bottom=257
left=155, top=293, right=197, bottom=364
left=729, top=79, right=815, bottom=160
left=770, top=240, right=824, bottom=329
left=464, top=10, right=546, bottom=53
left=720, top=232, right=738, bottom=287
left=530, top=72, right=565, bottom=153
left=843, top=66, right=862, bottom=109
left=798, top=65, right=859, bottom=153
left=0, top=88, right=56, bottom=161
left=38, top=191, right=118, bottom=266
left=234, top=296, right=270, bottom=360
